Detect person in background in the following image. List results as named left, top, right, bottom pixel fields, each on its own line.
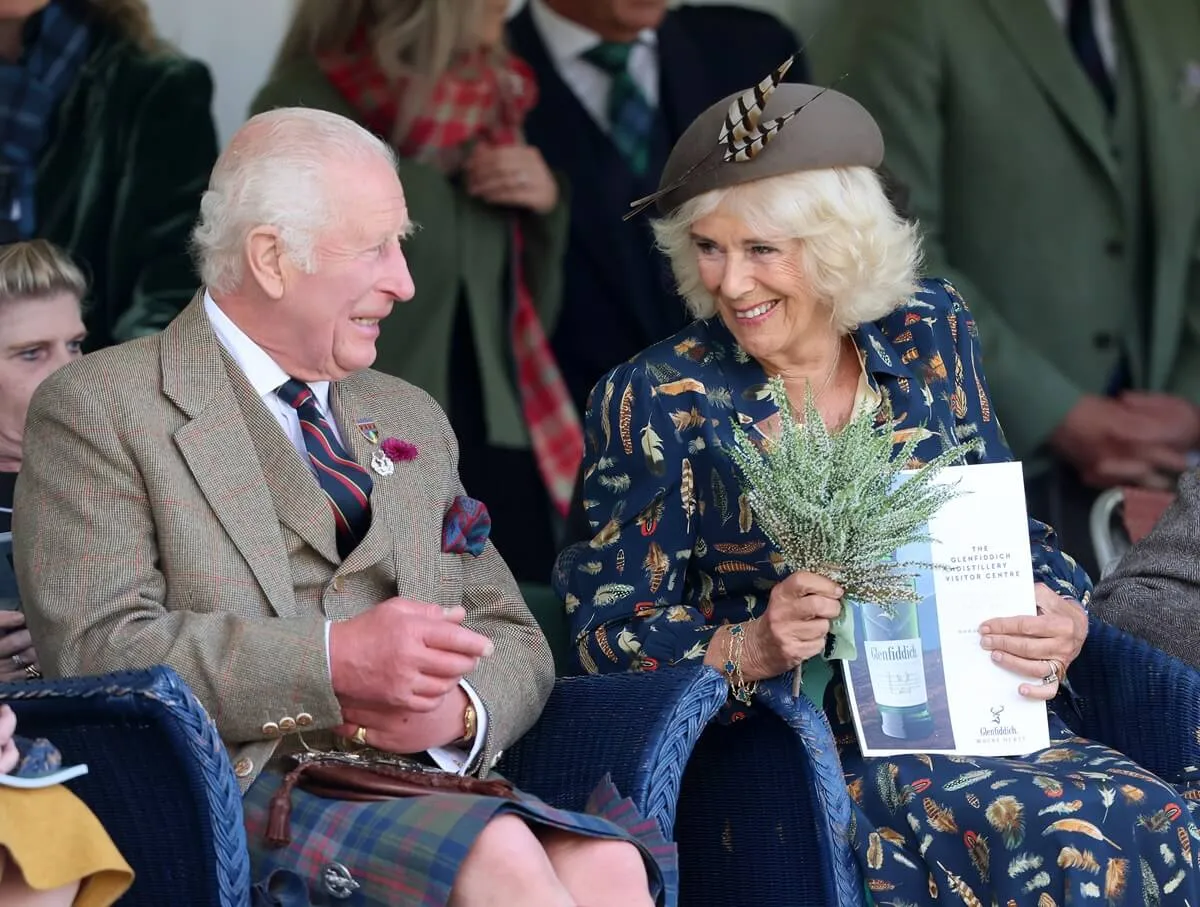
left=0, top=0, right=219, bottom=351
left=508, top=0, right=805, bottom=416
left=0, top=703, right=134, bottom=906
left=0, top=239, right=86, bottom=681
left=252, top=0, right=579, bottom=583
left=555, top=75, right=1200, bottom=903
left=821, top=0, right=1200, bottom=578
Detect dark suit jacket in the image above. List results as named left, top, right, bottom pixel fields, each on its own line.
left=1092, top=471, right=1200, bottom=668
left=508, top=4, right=803, bottom=412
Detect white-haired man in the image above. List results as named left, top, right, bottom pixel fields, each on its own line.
left=13, top=108, right=660, bottom=906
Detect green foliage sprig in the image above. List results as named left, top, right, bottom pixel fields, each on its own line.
left=728, top=376, right=981, bottom=617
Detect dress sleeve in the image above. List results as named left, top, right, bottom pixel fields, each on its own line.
left=940, top=280, right=1093, bottom=605
left=552, top=362, right=716, bottom=673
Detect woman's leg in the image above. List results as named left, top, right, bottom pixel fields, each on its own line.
left=0, top=848, right=81, bottom=907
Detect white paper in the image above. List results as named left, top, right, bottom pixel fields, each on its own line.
left=841, top=461, right=1051, bottom=758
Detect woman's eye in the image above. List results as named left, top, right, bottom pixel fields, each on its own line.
left=750, top=245, right=778, bottom=256
left=695, top=240, right=718, bottom=254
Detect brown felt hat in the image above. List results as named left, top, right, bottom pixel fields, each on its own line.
left=651, top=82, right=884, bottom=215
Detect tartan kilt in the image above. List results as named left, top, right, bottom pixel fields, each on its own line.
left=243, top=771, right=672, bottom=907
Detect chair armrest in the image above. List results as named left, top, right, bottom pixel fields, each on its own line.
left=498, top=666, right=729, bottom=838
left=0, top=666, right=251, bottom=907
left=1065, top=616, right=1200, bottom=782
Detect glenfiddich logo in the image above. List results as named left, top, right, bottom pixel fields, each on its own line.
left=981, top=704, right=1018, bottom=737
left=990, top=705, right=1005, bottom=725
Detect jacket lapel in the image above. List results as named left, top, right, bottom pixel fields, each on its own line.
left=1122, top=2, right=1200, bottom=386
left=983, top=0, right=1119, bottom=186
left=162, top=296, right=301, bottom=616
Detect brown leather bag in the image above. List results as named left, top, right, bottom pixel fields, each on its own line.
left=265, top=752, right=516, bottom=848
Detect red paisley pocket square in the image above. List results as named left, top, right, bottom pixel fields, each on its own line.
left=442, top=495, right=491, bottom=557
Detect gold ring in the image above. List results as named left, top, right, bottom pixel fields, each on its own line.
left=352, top=725, right=368, bottom=746
left=23, top=664, right=41, bottom=680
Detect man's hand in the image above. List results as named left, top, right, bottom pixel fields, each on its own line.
left=329, top=599, right=493, bottom=713
left=1050, top=394, right=1195, bottom=489
left=335, top=686, right=470, bottom=756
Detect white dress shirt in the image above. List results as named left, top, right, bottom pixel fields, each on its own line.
left=204, top=293, right=486, bottom=773
left=528, top=0, right=659, bottom=133
left=1045, top=0, right=1118, bottom=75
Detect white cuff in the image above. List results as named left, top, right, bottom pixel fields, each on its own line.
left=427, top=680, right=488, bottom=776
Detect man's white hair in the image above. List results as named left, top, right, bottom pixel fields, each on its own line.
left=651, top=167, right=922, bottom=331
left=191, top=107, right=399, bottom=294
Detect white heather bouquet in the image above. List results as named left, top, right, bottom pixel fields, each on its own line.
left=728, top=377, right=981, bottom=673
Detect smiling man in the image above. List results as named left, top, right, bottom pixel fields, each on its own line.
left=11, top=108, right=662, bottom=906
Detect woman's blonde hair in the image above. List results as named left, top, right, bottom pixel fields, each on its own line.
left=80, top=0, right=162, bottom=54
left=273, top=0, right=495, bottom=139
left=652, top=167, right=923, bottom=332
left=0, top=240, right=88, bottom=305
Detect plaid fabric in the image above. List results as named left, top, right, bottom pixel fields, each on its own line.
left=581, top=42, right=655, bottom=176
left=243, top=771, right=672, bottom=906
left=0, top=0, right=90, bottom=237
left=442, top=494, right=491, bottom=557
left=321, top=38, right=584, bottom=516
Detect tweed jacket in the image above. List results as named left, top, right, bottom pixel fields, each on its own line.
left=13, top=294, right=554, bottom=789
left=1091, top=470, right=1200, bottom=668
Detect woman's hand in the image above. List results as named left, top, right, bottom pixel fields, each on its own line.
left=0, top=704, right=18, bottom=775
left=979, top=583, right=1088, bottom=700
left=739, top=572, right=844, bottom=681
left=465, top=143, right=559, bottom=214
left=0, top=611, right=38, bottom=682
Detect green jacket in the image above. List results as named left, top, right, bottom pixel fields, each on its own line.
left=38, top=26, right=219, bottom=351
left=250, top=60, right=571, bottom=451
left=820, top=1, right=1200, bottom=469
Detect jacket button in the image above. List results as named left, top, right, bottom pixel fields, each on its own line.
left=279, top=716, right=297, bottom=732
left=296, top=712, right=314, bottom=727
left=1104, top=238, right=1124, bottom=257
left=233, top=757, right=254, bottom=778
left=261, top=721, right=280, bottom=738
left=1093, top=332, right=1115, bottom=350
left=332, top=576, right=344, bottom=592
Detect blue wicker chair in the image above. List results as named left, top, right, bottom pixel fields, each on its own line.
left=0, top=666, right=251, bottom=907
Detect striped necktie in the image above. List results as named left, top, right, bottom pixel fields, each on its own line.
left=276, top=379, right=373, bottom=558
left=582, top=41, right=654, bottom=175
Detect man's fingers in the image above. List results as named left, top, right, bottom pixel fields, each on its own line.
left=0, top=611, right=25, bottom=630
left=417, top=649, right=480, bottom=681
left=423, top=621, right=494, bottom=659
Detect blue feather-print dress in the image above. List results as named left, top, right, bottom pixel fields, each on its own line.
left=554, top=278, right=1200, bottom=904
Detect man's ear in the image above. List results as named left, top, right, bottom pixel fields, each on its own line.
left=245, top=226, right=286, bottom=300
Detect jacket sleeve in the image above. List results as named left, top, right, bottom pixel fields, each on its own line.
left=12, top=371, right=342, bottom=744
left=108, top=57, right=219, bottom=342
left=834, top=1, right=1085, bottom=456
left=1090, top=471, right=1200, bottom=665
left=553, top=362, right=717, bottom=674
left=936, top=280, right=1093, bottom=603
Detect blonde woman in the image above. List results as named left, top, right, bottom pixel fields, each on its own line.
left=0, top=0, right=218, bottom=352
left=252, top=0, right=581, bottom=585
left=0, top=240, right=87, bottom=678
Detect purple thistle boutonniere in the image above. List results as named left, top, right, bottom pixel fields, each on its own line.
left=370, top=437, right=419, bottom=476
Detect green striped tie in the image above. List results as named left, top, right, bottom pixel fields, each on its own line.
left=582, top=41, right=654, bottom=176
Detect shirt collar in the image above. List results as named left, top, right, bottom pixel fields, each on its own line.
left=529, top=0, right=658, bottom=67
left=203, top=290, right=332, bottom=412
left=852, top=319, right=914, bottom=381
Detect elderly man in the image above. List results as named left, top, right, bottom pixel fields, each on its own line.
left=13, top=108, right=659, bottom=906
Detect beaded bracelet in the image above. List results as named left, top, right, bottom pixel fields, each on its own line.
left=723, top=621, right=759, bottom=705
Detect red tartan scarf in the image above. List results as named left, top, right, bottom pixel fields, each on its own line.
left=319, top=38, right=584, bottom=516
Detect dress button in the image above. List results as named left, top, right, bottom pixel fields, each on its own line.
left=233, top=757, right=254, bottom=778
left=261, top=721, right=280, bottom=738
left=279, top=716, right=297, bottom=732
left=296, top=712, right=314, bottom=728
